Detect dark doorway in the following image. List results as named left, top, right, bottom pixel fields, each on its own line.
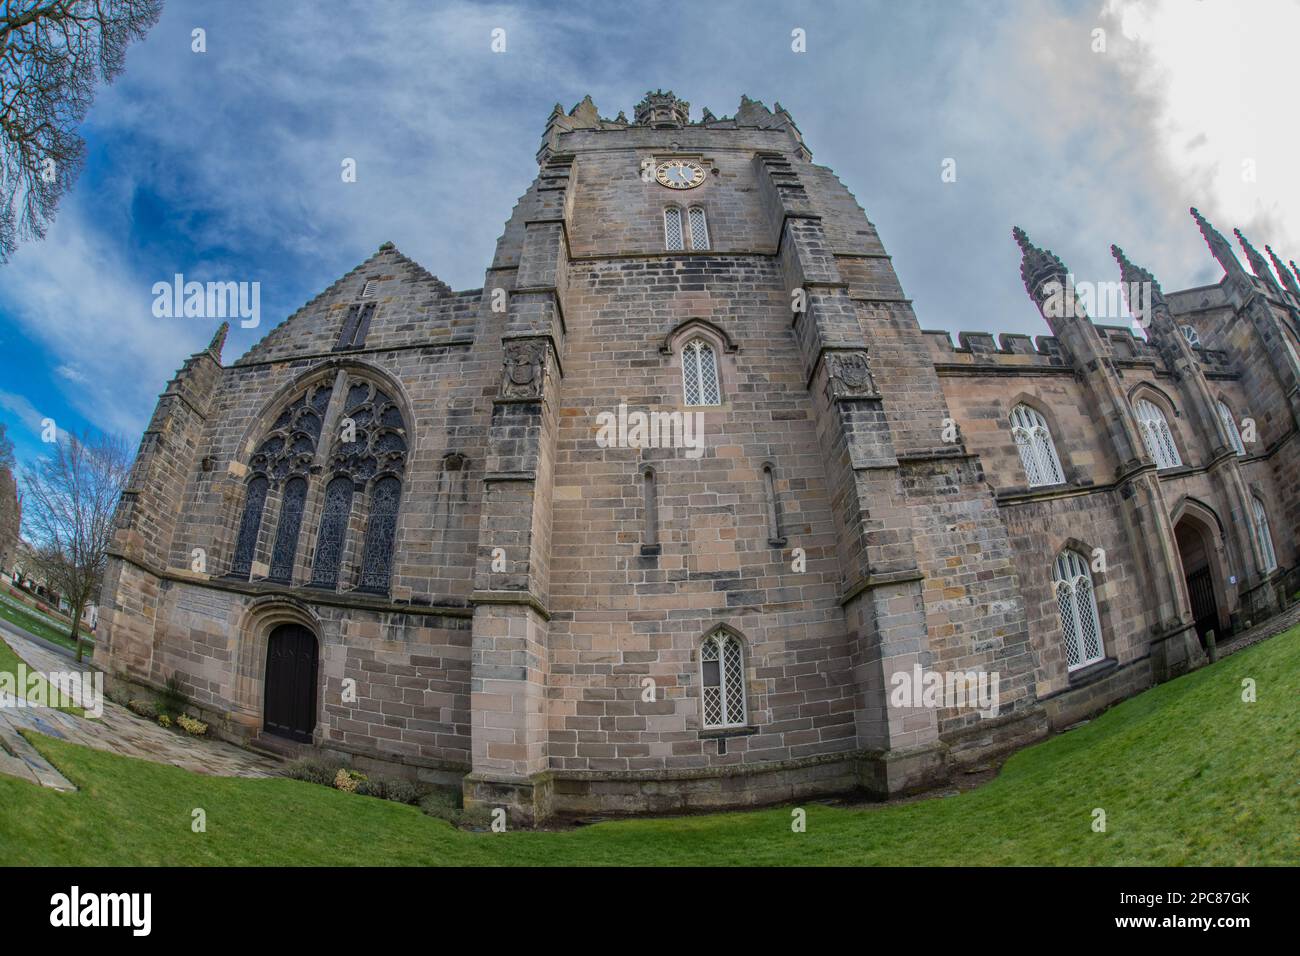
left=264, top=623, right=318, bottom=742
left=1186, top=566, right=1219, bottom=644
left=1174, top=514, right=1225, bottom=647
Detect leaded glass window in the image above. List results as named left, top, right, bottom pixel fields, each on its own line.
left=1179, top=324, right=1200, bottom=347
left=1252, top=497, right=1278, bottom=573
left=1009, top=404, right=1065, bottom=487
left=310, top=476, right=354, bottom=588
left=269, top=477, right=307, bottom=583
left=1134, top=398, right=1182, bottom=469
left=230, top=476, right=269, bottom=579
left=701, top=630, right=746, bottom=729
left=664, top=206, right=684, bottom=251
left=688, top=206, right=709, bottom=250
left=1217, top=400, right=1246, bottom=456
left=358, top=476, right=401, bottom=592
left=682, top=338, right=720, bottom=406
left=1053, top=550, right=1105, bottom=671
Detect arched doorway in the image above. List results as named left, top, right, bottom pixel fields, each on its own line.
left=263, top=623, right=318, bottom=742
left=1173, top=512, right=1228, bottom=646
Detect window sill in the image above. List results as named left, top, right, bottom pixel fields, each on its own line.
left=699, top=725, right=758, bottom=740
left=1067, top=657, right=1118, bottom=688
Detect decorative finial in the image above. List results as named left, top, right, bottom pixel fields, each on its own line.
left=1190, top=207, right=1242, bottom=275
left=1233, top=228, right=1279, bottom=288
left=206, top=321, right=229, bottom=359
left=1266, top=245, right=1300, bottom=297
left=1111, top=244, right=1165, bottom=316
left=1012, top=226, right=1068, bottom=306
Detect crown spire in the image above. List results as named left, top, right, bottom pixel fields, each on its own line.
left=634, top=90, right=689, bottom=127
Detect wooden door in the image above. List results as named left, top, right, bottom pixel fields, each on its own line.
left=264, top=624, right=318, bottom=742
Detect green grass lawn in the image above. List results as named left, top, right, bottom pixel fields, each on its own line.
left=2, top=627, right=1297, bottom=866
left=0, top=636, right=83, bottom=714
left=0, top=590, right=94, bottom=657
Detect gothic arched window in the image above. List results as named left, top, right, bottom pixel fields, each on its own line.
left=1179, top=324, right=1200, bottom=347
left=664, top=206, right=684, bottom=251
left=230, top=476, right=269, bottom=579
left=1216, top=400, right=1246, bottom=456
left=1053, top=550, right=1105, bottom=671
left=688, top=206, right=709, bottom=250
left=1009, top=404, right=1065, bottom=487
left=1252, top=496, right=1278, bottom=574
left=269, top=476, right=307, bottom=583
left=700, top=630, right=746, bottom=729
left=682, top=337, right=721, bottom=406
left=359, top=476, right=402, bottom=592
left=240, top=380, right=333, bottom=581
left=310, top=476, right=354, bottom=588
left=1134, top=398, right=1182, bottom=469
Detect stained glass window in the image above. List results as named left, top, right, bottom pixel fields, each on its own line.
left=310, top=476, right=354, bottom=588
left=269, top=477, right=307, bottom=583
left=230, top=476, right=269, bottom=579
left=358, top=476, right=401, bottom=592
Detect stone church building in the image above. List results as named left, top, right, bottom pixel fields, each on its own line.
left=97, top=92, right=1299, bottom=823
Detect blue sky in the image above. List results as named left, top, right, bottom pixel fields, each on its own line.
left=2, top=0, right=1297, bottom=469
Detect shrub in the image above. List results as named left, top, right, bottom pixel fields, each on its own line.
left=158, top=673, right=188, bottom=717
left=126, top=698, right=158, bottom=720
left=176, top=714, right=208, bottom=736
left=157, top=714, right=172, bottom=728
left=333, top=768, right=367, bottom=793
left=356, top=776, right=426, bottom=805
left=283, top=756, right=345, bottom=787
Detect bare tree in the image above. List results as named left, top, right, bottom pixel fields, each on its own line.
left=21, top=429, right=129, bottom=661
left=0, top=423, right=19, bottom=576
left=0, top=0, right=163, bottom=262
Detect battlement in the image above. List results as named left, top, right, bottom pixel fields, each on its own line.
left=923, top=323, right=1235, bottom=374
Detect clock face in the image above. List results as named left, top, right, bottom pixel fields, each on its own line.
left=655, top=159, right=705, bottom=190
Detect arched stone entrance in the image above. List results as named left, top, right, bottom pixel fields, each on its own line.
left=1173, top=506, right=1231, bottom=646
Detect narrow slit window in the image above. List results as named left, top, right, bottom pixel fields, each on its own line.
left=641, top=468, right=659, bottom=555
left=763, top=464, right=784, bottom=545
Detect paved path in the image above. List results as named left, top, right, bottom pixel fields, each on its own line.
left=1217, top=600, right=1300, bottom=658
left=0, top=623, right=281, bottom=791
